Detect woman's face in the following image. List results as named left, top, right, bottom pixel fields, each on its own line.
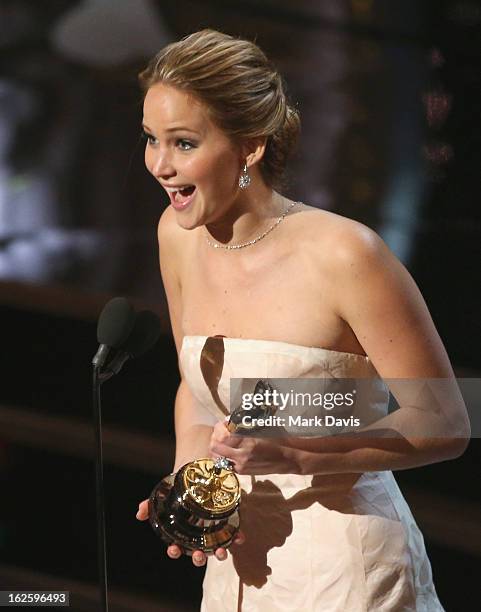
left=143, top=83, right=243, bottom=229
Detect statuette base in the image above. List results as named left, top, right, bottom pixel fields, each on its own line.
left=149, top=460, right=241, bottom=554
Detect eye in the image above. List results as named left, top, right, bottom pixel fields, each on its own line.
left=141, top=129, right=158, bottom=146
left=177, top=139, right=196, bottom=151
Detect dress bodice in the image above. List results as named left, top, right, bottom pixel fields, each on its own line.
left=179, top=335, right=389, bottom=432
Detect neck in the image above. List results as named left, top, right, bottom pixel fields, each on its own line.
left=205, top=181, right=287, bottom=246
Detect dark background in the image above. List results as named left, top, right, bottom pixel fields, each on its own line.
left=0, top=1, right=480, bottom=610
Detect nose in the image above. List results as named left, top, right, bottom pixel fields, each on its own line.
left=148, top=148, right=176, bottom=181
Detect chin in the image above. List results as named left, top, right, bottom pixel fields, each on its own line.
left=173, top=208, right=203, bottom=232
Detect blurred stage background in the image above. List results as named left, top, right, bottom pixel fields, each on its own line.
left=0, top=1, right=480, bottom=610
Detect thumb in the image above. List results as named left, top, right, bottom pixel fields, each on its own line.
left=136, top=499, right=149, bottom=521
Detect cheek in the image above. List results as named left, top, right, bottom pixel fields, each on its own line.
left=194, top=152, right=239, bottom=190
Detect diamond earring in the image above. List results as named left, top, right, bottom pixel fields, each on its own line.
left=238, top=163, right=251, bottom=189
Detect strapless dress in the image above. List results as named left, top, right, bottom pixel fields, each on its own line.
left=180, top=335, right=444, bottom=612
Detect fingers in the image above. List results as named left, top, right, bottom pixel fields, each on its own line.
left=136, top=499, right=149, bottom=521
left=187, top=546, right=234, bottom=565
left=211, top=421, right=242, bottom=449
left=167, top=544, right=182, bottom=559
left=211, top=531, right=245, bottom=562
left=136, top=495, right=243, bottom=566
left=209, top=442, right=241, bottom=464
left=214, top=547, right=227, bottom=561
left=212, top=420, right=230, bottom=440
left=167, top=546, right=207, bottom=566
left=192, top=550, right=207, bottom=566
left=192, top=547, right=234, bottom=564
left=167, top=546, right=208, bottom=566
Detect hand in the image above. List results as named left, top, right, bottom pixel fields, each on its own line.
left=136, top=499, right=245, bottom=567
left=209, top=419, right=294, bottom=474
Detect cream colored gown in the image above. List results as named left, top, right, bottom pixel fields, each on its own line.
left=180, top=335, right=444, bottom=612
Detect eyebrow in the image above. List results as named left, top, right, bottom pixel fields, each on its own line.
left=142, top=123, right=201, bottom=135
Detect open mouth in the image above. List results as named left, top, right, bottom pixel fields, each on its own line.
left=165, top=184, right=196, bottom=206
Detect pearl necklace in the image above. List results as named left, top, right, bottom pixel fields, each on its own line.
left=205, top=201, right=299, bottom=250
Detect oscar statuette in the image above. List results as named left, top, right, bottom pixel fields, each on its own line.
left=148, top=380, right=274, bottom=554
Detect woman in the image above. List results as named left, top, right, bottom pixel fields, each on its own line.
left=136, top=29, right=469, bottom=611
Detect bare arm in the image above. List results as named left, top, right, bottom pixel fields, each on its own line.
left=210, top=222, right=470, bottom=475
left=136, top=207, right=243, bottom=566
left=156, top=206, right=214, bottom=470
left=172, top=379, right=214, bottom=471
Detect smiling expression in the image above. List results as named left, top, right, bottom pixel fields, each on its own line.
left=143, top=83, right=244, bottom=229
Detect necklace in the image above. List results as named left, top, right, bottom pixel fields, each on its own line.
left=205, top=201, right=299, bottom=250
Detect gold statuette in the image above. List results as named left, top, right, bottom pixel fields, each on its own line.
left=148, top=456, right=240, bottom=554
left=149, top=379, right=274, bottom=553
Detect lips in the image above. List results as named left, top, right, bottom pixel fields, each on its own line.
left=163, top=185, right=197, bottom=211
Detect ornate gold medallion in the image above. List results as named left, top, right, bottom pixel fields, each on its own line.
left=183, top=458, right=240, bottom=513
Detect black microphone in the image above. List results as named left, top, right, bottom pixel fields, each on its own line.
left=91, top=300, right=160, bottom=612
left=100, top=309, right=162, bottom=379
left=92, top=297, right=136, bottom=369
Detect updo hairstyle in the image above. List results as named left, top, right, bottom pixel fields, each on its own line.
left=139, top=29, right=300, bottom=190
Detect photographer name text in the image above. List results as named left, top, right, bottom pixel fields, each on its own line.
left=240, top=414, right=361, bottom=428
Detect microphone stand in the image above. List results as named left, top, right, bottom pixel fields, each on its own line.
left=92, top=353, right=131, bottom=612
left=92, top=366, right=108, bottom=612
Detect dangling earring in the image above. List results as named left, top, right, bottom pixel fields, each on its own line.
left=238, top=163, right=251, bottom=189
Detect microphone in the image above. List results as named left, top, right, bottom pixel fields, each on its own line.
left=99, top=309, right=162, bottom=380
left=92, top=297, right=136, bottom=369
left=91, top=300, right=160, bottom=612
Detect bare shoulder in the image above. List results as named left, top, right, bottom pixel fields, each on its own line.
left=295, top=206, right=457, bottom=379
left=157, top=205, right=186, bottom=248
left=290, top=203, right=386, bottom=270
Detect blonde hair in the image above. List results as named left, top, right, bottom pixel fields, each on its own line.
left=139, top=29, right=300, bottom=190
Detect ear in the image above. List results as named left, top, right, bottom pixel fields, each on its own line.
left=241, top=137, right=267, bottom=167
